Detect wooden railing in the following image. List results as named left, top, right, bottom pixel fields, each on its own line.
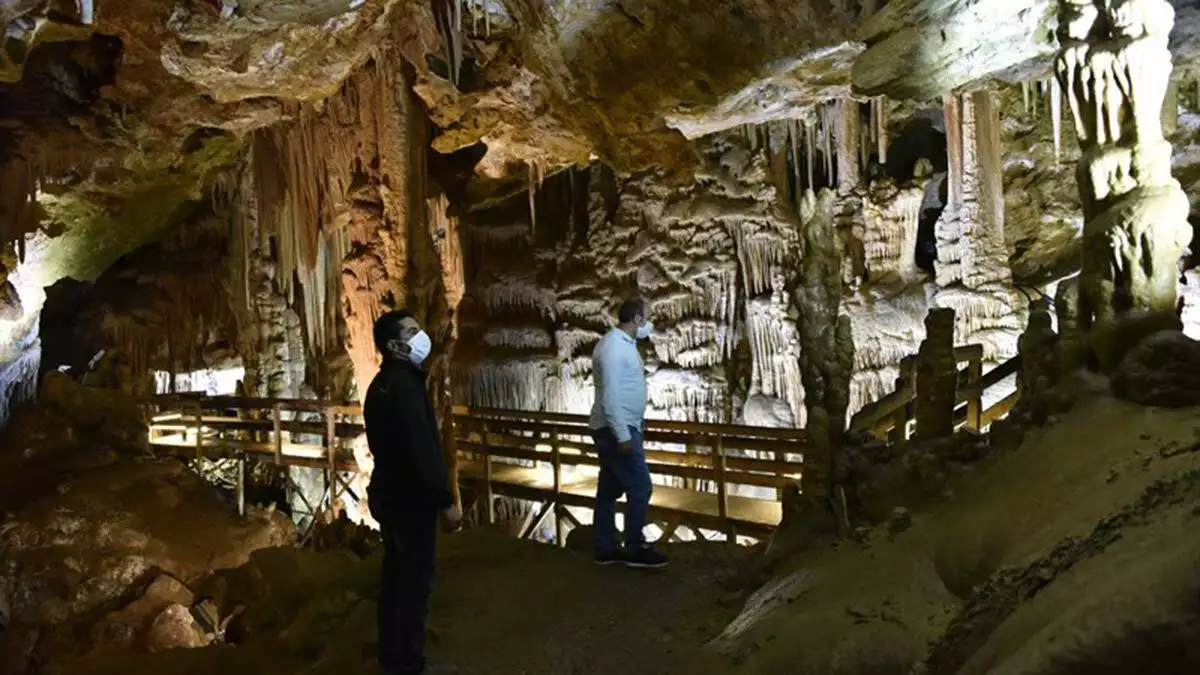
left=141, top=395, right=806, bottom=543
left=451, top=406, right=806, bottom=543
left=143, top=394, right=364, bottom=522
left=848, top=346, right=1021, bottom=442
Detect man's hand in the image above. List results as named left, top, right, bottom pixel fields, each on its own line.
left=619, top=439, right=634, bottom=453
left=440, top=504, right=463, bottom=532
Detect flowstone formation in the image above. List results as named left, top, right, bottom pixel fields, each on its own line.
left=1055, top=0, right=1194, bottom=371
left=933, top=90, right=1025, bottom=364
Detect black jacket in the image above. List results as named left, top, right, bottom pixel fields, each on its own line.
left=364, top=359, right=454, bottom=518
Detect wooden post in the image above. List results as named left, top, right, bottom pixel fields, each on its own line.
left=890, top=358, right=913, bottom=443
left=714, top=434, right=733, bottom=544
left=325, top=405, right=337, bottom=516
left=482, top=421, right=494, bottom=525
left=193, top=406, right=203, bottom=459
left=551, top=426, right=563, bottom=547
left=967, top=356, right=984, bottom=431
left=272, top=403, right=283, bottom=465
left=236, top=452, right=246, bottom=517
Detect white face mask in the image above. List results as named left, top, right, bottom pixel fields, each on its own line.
left=635, top=320, right=654, bottom=340
left=406, top=330, right=432, bottom=365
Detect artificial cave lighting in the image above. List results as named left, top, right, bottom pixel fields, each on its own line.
left=153, top=365, right=246, bottom=396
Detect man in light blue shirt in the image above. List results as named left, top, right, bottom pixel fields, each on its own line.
left=588, top=298, right=668, bottom=569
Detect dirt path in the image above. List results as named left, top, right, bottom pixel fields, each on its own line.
left=429, top=531, right=749, bottom=675
left=64, top=529, right=752, bottom=675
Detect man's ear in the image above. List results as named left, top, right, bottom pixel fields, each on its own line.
left=386, top=338, right=409, bottom=355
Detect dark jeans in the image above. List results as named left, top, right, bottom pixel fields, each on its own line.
left=592, top=425, right=652, bottom=554
left=378, top=508, right=438, bottom=675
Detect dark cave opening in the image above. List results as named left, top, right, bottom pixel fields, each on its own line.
left=888, top=110, right=948, bottom=275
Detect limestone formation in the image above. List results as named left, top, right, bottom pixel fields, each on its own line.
left=933, top=90, right=1025, bottom=364
left=1017, top=298, right=1060, bottom=400
left=1054, top=0, right=1194, bottom=371
left=793, top=189, right=854, bottom=505
left=914, top=308, right=958, bottom=440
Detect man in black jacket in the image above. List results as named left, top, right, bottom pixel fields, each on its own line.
left=365, top=309, right=461, bottom=675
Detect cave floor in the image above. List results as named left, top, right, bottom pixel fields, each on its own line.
left=67, top=529, right=752, bottom=675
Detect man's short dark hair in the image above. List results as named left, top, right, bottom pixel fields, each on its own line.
left=617, top=298, right=645, bottom=324
left=373, top=309, right=415, bottom=354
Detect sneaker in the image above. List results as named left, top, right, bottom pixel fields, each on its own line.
left=593, top=550, right=625, bottom=566
left=623, top=546, right=669, bottom=570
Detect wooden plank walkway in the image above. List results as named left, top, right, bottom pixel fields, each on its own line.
left=457, top=460, right=782, bottom=539
left=142, top=396, right=805, bottom=543
left=144, top=347, right=1022, bottom=544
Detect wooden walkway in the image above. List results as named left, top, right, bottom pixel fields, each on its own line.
left=452, top=406, right=804, bottom=541
left=142, top=396, right=805, bottom=543
left=143, top=345, right=1021, bottom=544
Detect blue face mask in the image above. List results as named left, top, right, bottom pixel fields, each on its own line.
left=635, top=321, right=654, bottom=340
left=406, top=330, right=432, bottom=365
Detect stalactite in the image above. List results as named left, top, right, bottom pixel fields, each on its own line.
left=859, top=108, right=870, bottom=170
left=434, top=0, right=464, bottom=85
left=974, top=90, right=1005, bottom=284
left=0, top=340, right=40, bottom=428
left=1050, top=77, right=1063, bottom=163
left=836, top=98, right=861, bottom=190
left=526, top=159, right=546, bottom=241
left=820, top=105, right=833, bottom=184
left=789, top=120, right=803, bottom=206
left=876, top=96, right=889, bottom=165
left=805, top=118, right=815, bottom=188
left=944, top=93, right=963, bottom=214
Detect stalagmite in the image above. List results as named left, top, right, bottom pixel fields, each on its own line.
left=1054, top=0, right=1193, bottom=371
left=1023, top=80, right=1031, bottom=115
left=1017, top=299, right=1060, bottom=403
left=914, top=308, right=957, bottom=440
left=792, top=189, right=853, bottom=512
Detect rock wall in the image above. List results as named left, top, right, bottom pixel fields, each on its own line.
left=456, top=101, right=1025, bottom=427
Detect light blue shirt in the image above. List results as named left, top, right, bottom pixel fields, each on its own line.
left=589, top=327, right=646, bottom=443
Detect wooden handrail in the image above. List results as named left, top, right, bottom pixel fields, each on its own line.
left=849, top=347, right=1021, bottom=441
left=143, top=393, right=810, bottom=543
left=452, top=405, right=808, bottom=441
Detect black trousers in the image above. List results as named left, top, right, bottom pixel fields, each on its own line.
left=378, top=508, right=438, bottom=675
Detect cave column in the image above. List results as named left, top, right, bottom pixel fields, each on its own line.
left=792, top=190, right=854, bottom=517
left=1054, top=0, right=1193, bottom=371
left=836, top=98, right=861, bottom=191
left=914, top=308, right=957, bottom=440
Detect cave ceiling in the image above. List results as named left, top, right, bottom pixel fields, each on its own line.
left=5, top=0, right=1200, bottom=287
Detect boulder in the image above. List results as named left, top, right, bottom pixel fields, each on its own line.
left=91, top=574, right=196, bottom=649
left=1112, top=330, right=1200, bottom=407
left=145, top=604, right=211, bottom=652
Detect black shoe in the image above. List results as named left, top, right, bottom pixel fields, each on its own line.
left=623, top=546, right=669, bottom=570
left=593, top=550, right=625, bottom=566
